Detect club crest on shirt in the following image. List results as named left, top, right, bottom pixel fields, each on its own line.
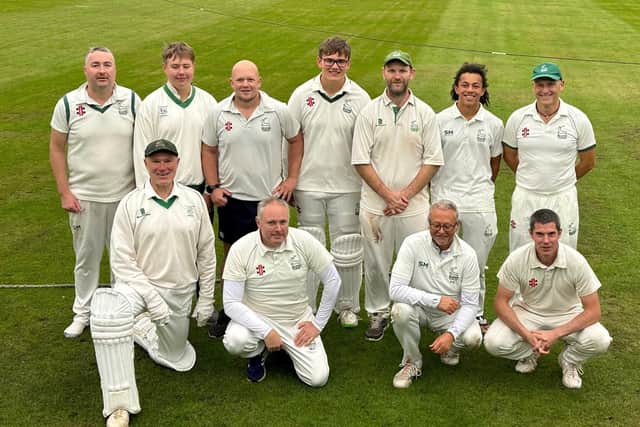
left=342, top=102, right=352, bottom=114
left=376, top=118, right=385, bottom=127
left=289, top=255, right=302, bottom=270
left=557, top=126, right=568, bottom=139
left=567, top=221, right=577, bottom=235
left=136, top=207, right=151, bottom=219
left=477, top=128, right=487, bottom=143
left=410, top=120, right=419, bottom=132
left=159, top=105, right=169, bottom=116
left=118, top=101, right=129, bottom=115
left=185, top=205, right=196, bottom=217
left=448, top=266, right=460, bottom=285
left=260, top=117, right=271, bottom=132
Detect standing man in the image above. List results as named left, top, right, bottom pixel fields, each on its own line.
left=389, top=200, right=482, bottom=388
left=352, top=50, right=443, bottom=341
left=503, top=62, right=596, bottom=252
left=431, top=63, right=504, bottom=330
left=90, top=140, right=216, bottom=426
left=202, top=60, right=302, bottom=336
left=50, top=46, right=140, bottom=338
left=222, top=197, right=341, bottom=386
left=484, top=209, right=611, bottom=389
left=134, top=41, right=217, bottom=193
left=288, top=37, right=370, bottom=328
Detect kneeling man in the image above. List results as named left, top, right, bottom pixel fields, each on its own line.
left=90, top=140, right=216, bottom=426
left=390, top=200, right=482, bottom=388
left=222, top=197, right=341, bottom=386
left=484, top=208, right=611, bottom=389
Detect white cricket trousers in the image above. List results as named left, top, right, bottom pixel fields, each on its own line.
left=223, top=307, right=330, bottom=387
left=360, top=209, right=428, bottom=314
left=391, top=302, right=482, bottom=368
left=484, top=306, right=612, bottom=364
left=69, top=200, right=118, bottom=321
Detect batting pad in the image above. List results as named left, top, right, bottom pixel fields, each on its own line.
left=298, top=226, right=326, bottom=313
left=331, top=234, right=364, bottom=312
left=90, top=289, right=140, bottom=418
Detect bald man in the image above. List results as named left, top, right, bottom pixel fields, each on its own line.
left=202, top=60, right=302, bottom=336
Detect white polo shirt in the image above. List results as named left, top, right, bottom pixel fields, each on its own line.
left=352, top=90, right=444, bottom=217
left=288, top=75, right=371, bottom=193
left=50, top=83, right=140, bottom=202
left=497, top=242, right=601, bottom=316
left=223, top=227, right=333, bottom=322
left=503, top=99, right=596, bottom=194
left=110, top=181, right=216, bottom=294
left=134, top=83, right=217, bottom=187
left=431, top=103, right=504, bottom=212
left=202, top=91, right=300, bottom=201
left=392, top=231, right=480, bottom=297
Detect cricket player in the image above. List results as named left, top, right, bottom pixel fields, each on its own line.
left=352, top=50, right=443, bottom=341
left=430, top=63, right=504, bottom=331
left=222, top=197, right=341, bottom=386
left=484, top=209, right=611, bottom=389
left=390, top=200, right=482, bottom=388
left=49, top=46, right=140, bottom=338
left=288, top=37, right=370, bottom=328
left=133, top=41, right=217, bottom=193
left=90, top=140, right=216, bottom=426
left=202, top=59, right=302, bottom=336
left=503, top=62, right=596, bottom=252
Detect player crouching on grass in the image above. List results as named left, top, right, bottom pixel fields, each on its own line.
left=484, top=208, right=611, bottom=389
left=90, top=140, right=216, bottom=426
left=389, top=200, right=483, bottom=388
left=221, top=197, right=341, bottom=386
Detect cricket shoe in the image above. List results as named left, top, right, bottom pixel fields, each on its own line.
left=364, top=312, right=389, bottom=341
left=393, top=361, right=422, bottom=389
left=106, top=409, right=129, bottom=427
left=515, top=353, right=539, bottom=374
left=338, top=310, right=358, bottom=328
left=558, top=349, right=583, bottom=389
left=247, top=349, right=268, bottom=383
left=64, top=318, right=88, bottom=338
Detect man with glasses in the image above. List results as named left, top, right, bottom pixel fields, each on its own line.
left=389, top=200, right=482, bottom=388
left=288, top=37, right=370, bottom=328
left=352, top=50, right=443, bottom=341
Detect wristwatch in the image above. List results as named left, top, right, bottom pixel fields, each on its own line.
left=205, top=183, right=221, bottom=193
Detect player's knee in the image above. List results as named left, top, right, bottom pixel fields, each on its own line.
left=582, top=326, right=612, bottom=355
left=462, top=325, right=483, bottom=350
left=91, top=288, right=132, bottom=320
left=390, top=303, right=412, bottom=325
left=303, top=365, right=329, bottom=388
left=222, top=324, right=252, bottom=355
left=482, top=326, right=503, bottom=356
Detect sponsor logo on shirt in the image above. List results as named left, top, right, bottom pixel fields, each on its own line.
left=444, top=129, right=454, bottom=136
left=224, top=121, right=233, bottom=131
left=306, top=96, right=315, bottom=107
left=418, top=261, right=429, bottom=268
left=521, top=127, right=530, bottom=138
left=528, top=277, right=538, bottom=288
left=256, top=264, right=266, bottom=276
left=76, top=104, right=86, bottom=117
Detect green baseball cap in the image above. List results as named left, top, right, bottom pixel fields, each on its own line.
left=145, top=139, right=178, bottom=157
left=531, top=62, right=563, bottom=81
left=383, top=50, right=413, bottom=67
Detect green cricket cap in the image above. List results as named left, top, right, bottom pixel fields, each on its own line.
left=531, top=62, right=563, bottom=81
left=383, top=50, right=413, bottom=67
left=145, top=139, right=178, bottom=157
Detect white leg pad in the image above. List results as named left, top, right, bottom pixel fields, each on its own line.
left=298, top=226, right=326, bottom=313
left=90, top=288, right=140, bottom=418
left=331, top=234, right=364, bottom=313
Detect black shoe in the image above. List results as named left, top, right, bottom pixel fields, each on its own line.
left=247, top=349, right=268, bottom=383
left=207, top=309, right=230, bottom=338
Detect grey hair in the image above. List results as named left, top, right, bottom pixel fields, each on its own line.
left=85, top=46, right=113, bottom=64
left=428, top=199, right=459, bottom=222
left=257, top=197, right=290, bottom=219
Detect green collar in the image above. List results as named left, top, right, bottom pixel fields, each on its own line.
left=152, top=195, right=178, bottom=209
left=163, top=84, right=196, bottom=108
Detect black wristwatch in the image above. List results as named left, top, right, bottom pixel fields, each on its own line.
left=205, top=183, right=221, bottom=193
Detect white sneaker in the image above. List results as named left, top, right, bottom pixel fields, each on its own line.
left=393, top=361, right=422, bottom=389
left=440, top=350, right=460, bottom=366
left=63, top=319, right=87, bottom=338
left=515, top=353, right=539, bottom=374
left=106, top=409, right=129, bottom=427
left=338, top=310, right=358, bottom=328
left=558, top=352, right=583, bottom=389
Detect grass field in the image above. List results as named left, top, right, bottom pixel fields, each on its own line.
left=1, top=1, right=639, bottom=426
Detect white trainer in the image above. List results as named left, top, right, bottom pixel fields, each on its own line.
left=558, top=351, right=583, bottom=389
left=63, top=319, right=87, bottom=338
left=106, top=409, right=129, bottom=427
left=440, top=350, right=460, bottom=366
left=515, top=353, right=539, bottom=374
left=338, top=310, right=358, bottom=328
left=393, top=361, right=422, bottom=389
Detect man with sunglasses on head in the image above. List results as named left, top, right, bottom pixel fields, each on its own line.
left=389, top=200, right=482, bottom=388
left=288, top=37, right=370, bottom=328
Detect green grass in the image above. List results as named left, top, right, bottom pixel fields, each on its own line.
left=1, top=0, right=639, bottom=425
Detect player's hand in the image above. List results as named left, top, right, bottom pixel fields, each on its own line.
left=264, top=329, right=283, bottom=352
left=429, top=331, right=454, bottom=354
left=61, top=191, right=81, bottom=213
left=382, top=191, right=408, bottom=216
left=436, top=296, right=459, bottom=314
left=523, top=331, right=546, bottom=355
left=211, top=188, right=232, bottom=207
left=294, top=321, right=320, bottom=347
left=273, top=177, right=297, bottom=202
left=531, top=329, right=559, bottom=354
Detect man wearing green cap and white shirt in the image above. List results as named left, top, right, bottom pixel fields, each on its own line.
left=503, top=62, right=596, bottom=252
left=90, top=139, right=216, bottom=427
left=352, top=50, right=443, bottom=341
